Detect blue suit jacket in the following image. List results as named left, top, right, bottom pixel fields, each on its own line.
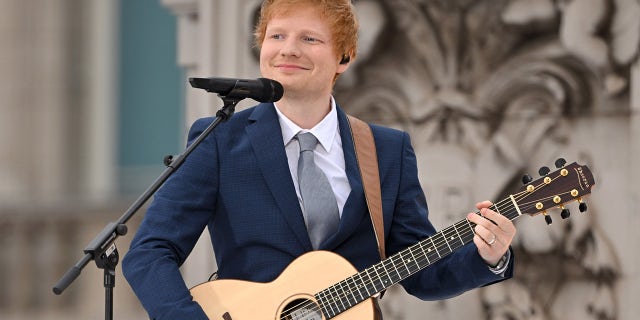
left=122, top=103, right=512, bottom=319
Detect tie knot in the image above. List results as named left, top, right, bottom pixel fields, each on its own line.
left=297, top=132, right=318, bottom=152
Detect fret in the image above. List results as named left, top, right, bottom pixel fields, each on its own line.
left=332, top=281, right=346, bottom=310
left=415, top=241, right=431, bottom=267
left=494, top=199, right=519, bottom=221
left=328, top=286, right=340, bottom=317
left=370, top=264, right=380, bottom=291
left=344, top=277, right=358, bottom=306
left=350, top=273, right=365, bottom=301
left=372, top=263, right=384, bottom=292
left=444, top=225, right=464, bottom=249
left=376, top=262, right=393, bottom=288
left=403, top=249, right=420, bottom=274
left=509, top=194, right=523, bottom=217
left=429, top=237, right=442, bottom=258
left=346, top=273, right=362, bottom=301
left=454, top=222, right=465, bottom=244
left=363, top=267, right=375, bottom=297
left=367, top=265, right=385, bottom=296
left=432, top=232, right=452, bottom=256
left=457, top=220, right=475, bottom=243
left=443, top=227, right=460, bottom=250
left=493, top=202, right=502, bottom=216
left=464, top=218, right=475, bottom=237
left=400, top=250, right=413, bottom=276
left=506, top=205, right=520, bottom=220
left=328, top=283, right=342, bottom=313
left=494, top=202, right=518, bottom=221
left=397, top=252, right=411, bottom=278
left=317, top=289, right=329, bottom=308
left=398, top=250, right=412, bottom=276
left=422, top=239, right=439, bottom=263
left=316, top=290, right=335, bottom=318
left=359, top=267, right=376, bottom=299
left=337, top=278, right=355, bottom=308
left=384, top=262, right=395, bottom=286
left=388, top=255, right=403, bottom=283
left=408, top=245, right=422, bottom=271
left=318, top=302, right=332, bottom=319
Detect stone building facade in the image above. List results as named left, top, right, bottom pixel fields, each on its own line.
left=1, top=0, right=639, bottom=319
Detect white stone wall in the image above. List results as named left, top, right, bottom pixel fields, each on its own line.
left=162, top=1, right=640, bottom=320
left=0, top=0, right=133, bottom=319
left=1, top=0, right=638, bottom=319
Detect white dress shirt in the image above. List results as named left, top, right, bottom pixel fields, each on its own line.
left=274, top=97, right=351, bottom=216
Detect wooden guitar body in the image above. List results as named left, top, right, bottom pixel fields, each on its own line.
left=190, top=250, right=375, bottom=319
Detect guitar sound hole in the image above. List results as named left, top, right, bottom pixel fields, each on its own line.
left=282, top=298, right=323, bottom=320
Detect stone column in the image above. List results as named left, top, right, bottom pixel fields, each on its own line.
left=81, top=0, right=118, bottom=202
left=161, top=0, right=263, bottom=288
left=163, top=0, right=261, bottom=125
left=0, top=0, right=71, bottom=204
left=626, top=59, right=640, bottom=320
left=0, top=0, right=117, bottom=205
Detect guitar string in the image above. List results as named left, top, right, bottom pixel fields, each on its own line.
left=280, top=201, right=523, bottom=319
left=280, top=173, right=573, bottom=319
left=282, top=191, right=562, bottom=320
left=283, top=197, right=562, bottom=320
left=281, top=193, right=562, bottom=319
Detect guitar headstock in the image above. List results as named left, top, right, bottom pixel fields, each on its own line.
left=514, top=159, right=595, bottom=224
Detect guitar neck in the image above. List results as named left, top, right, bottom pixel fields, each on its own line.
left=315, top=200, right=522, bottom=318
left=315, top=161, right=594, bottom=318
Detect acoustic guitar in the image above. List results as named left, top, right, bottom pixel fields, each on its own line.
left=190, top=160, right=595, bottom=319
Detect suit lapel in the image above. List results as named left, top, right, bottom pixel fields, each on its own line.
left=324, top=108, right=368, bottom=248
left=246, top=104, right=313, bottom=249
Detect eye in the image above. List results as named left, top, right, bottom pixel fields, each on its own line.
left=269, top=33, right=284, bottom=40
left=302, top=36, right=321, bottom=43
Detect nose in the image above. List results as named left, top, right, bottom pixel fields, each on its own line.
left=280, top=37, right=301, bottom=58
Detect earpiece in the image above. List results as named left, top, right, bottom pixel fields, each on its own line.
left=339, top=54, right=351, bottom=65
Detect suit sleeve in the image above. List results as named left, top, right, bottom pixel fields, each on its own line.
left=386, top=132, right=513, bottom=300
left=121, top=118, right=217, bottom=319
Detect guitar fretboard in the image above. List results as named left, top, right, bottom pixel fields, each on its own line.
left=315, top=202, right=521, bottom=318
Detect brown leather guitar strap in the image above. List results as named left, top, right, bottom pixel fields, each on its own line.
left=346, top=115, right=385, bottom=261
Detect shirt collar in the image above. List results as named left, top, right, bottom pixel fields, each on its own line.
left=275, top=97, right=338, bottom=152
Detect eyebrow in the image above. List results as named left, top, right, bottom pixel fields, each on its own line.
left=268, top=29, right=329, bottom=42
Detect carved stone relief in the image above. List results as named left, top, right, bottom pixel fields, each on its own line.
left=165, top=0, right=637, bottom=319
left=331, top=0, right=634, bottom=319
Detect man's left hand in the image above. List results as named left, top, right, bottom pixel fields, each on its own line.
left=466, top=200, right=516, bottom=266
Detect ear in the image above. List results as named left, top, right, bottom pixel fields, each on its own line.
left=336, top=53, right=352, bottom=74
left=339, top=54, right=351, bottom=64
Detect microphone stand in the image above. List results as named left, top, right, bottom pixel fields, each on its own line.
left=52, top=95, right=243, bottom=320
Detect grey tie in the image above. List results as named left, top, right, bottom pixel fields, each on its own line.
left=296, top=132, right=340, bottom=249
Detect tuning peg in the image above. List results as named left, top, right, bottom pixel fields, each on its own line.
left=555, top=158, right=567, bottom=168
left=538, top=166, right=550, bottom=176
left=543, top=211, right=552, bottom=225
left=560, top=206, right=570, bottom=219
left=579, top=200, right=588, bottom=212
left=522, top=174, right=533, bottom=184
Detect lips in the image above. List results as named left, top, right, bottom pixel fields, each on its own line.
left=275, top=63, right=309, bottom=71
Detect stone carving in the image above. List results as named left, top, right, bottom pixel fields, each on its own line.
left=331, top=0, right=627, bottom=319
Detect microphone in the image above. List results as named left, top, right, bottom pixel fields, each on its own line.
left=189, top=77, right=284, bottom=102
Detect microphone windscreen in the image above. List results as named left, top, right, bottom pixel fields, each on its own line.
left=259, top=78, right=284, bottom=102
